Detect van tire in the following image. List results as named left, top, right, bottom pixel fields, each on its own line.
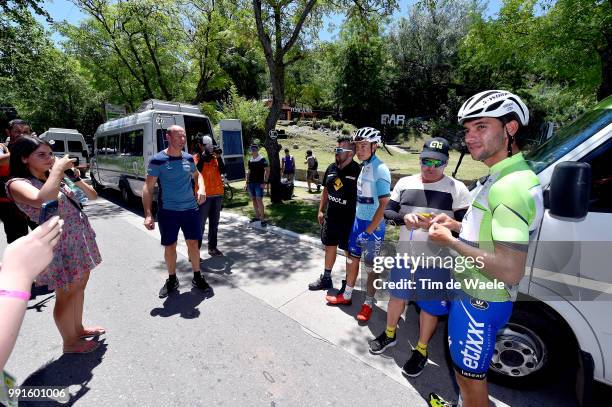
left=488, top=303, right=576, bottom=389
left=120, top=182, right=135, bottom=205
left=91, top=173, right=103, bottom=192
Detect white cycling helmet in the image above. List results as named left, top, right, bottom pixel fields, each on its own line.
left=352, top=127, right=381, bottom=144
left=458, top=90, right=529, bottom=126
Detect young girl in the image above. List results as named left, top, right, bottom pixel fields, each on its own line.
left=6, top=136, right=103, bottom=354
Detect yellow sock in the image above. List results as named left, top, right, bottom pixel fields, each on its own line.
left=385, top=326, right=396, bottom=338
left=416, top=341, right=428, bottom=357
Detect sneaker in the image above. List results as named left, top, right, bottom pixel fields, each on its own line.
left=402, top=349, right=428, bottom=377
left=325, top=292, right=352, bottom=305
left=260, top=220, right=267, bottom=227
left=159, top=278, right=179, bottom=298
left=356, top=304, right=373, bottom=321
left=427, top=393, right=455, bottom=407
left=249, top=217, right=260, bottom=223
left=369, top=331, right=397, bottom=354
left=308, top=274, right=333, bottom=291
left=208, top=248, right=223, bottom=257
left=192, top=275, right=211, bottom=292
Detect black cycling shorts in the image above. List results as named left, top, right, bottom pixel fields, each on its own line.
left=321, top=217, right=353, bottom=251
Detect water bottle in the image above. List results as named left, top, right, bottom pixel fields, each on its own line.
left=64, top=177, right=88, bottom=205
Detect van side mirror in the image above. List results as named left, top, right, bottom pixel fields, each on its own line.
left=548, top=161, right=591, bottom=219
left=82, top=150, right=89, bottom=159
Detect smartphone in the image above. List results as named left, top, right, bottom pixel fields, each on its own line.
left=39, top=200, right=59, bottom=224
left=64, top=156, right=80, bottom=177
left=418, top=212, right=433, bottom=218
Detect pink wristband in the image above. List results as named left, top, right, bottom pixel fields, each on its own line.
left=0, top=289, right=30, bottom=301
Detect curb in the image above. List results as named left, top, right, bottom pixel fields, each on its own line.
left=221, top=211, right=324, bottom=251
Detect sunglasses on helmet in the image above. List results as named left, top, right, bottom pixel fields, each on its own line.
left=334, top=147, right=353, bottom=155
left=420, top=158, right=446, bottom=168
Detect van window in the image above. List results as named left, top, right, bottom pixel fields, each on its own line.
left=581, top=138, right=612, bottom=213
left=120, top=129, right=144, bottom=156
left=157, top=129, right=168, bottom=152
left=95, top=137, right=104, bottom=155
left=49, top=139, right=65, bottom=153
left=107, top=134, right=119, bottom=155
left=68, top=140, right=83, bottom=153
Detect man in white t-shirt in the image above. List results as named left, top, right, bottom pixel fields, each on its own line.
left=368, top=137, right=471, bottom=379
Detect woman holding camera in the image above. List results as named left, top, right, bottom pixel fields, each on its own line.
left=5, top=136, right=103, bottom=354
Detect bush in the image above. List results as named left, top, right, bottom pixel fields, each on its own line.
left=220, top=87, right=268, bottom=149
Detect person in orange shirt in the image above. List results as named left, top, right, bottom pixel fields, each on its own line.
left=194, top=135, right=224, bottom=257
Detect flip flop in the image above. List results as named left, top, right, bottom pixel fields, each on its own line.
left=63, top=339, right=100, bottom=354
left=79, top=326, right=106, bottom=338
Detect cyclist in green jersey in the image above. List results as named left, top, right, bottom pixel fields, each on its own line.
left=426, top=90, right=544, bottom=407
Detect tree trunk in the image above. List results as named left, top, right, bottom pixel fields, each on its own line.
left=265, top=63, right=285, bottom=204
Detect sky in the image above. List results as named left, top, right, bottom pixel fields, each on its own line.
left=37, top=0, right=505, bottom=43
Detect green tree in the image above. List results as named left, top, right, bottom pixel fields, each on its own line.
left=251, top=0, right=396, bottom=202
left=331, top=18, right=392, bottom=126
left=388, top=0, right=480, bottom=119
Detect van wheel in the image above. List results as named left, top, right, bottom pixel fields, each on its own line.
left=488, top=304, right=575, bottom=389
left=91, top=173, right=102, bottom=191
left=120, top=183, right=134, bottom=205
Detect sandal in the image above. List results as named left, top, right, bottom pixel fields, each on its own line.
left=79, top=326, right=106, bottom=338
left=63, top=339, right=100, bottom=354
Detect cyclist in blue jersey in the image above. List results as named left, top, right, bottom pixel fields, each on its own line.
left=326, top=127, right=391, bottom=323
left=426, top=91, right=544, bottom=407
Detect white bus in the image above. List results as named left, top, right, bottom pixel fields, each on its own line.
left=91, top=99, right=214, bottom=202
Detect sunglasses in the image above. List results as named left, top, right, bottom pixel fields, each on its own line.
left=334, top=147, right=353, bottom=155
left=421, top=158, right=446, bottom=168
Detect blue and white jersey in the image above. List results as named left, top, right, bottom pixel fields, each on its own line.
left=355, top=154, right=391, bottom=220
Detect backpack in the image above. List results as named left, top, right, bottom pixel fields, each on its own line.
left=312, top=156, right=318, bottom=171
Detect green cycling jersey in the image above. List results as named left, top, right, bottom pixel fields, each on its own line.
left=455, top=153, right=544, bottom=302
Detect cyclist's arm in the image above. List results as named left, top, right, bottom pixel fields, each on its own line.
left=441, top=236, right=527, bottom=286
left=319, top=186, right=329, bottom=214
left=366, top=196, right=390, bottom=234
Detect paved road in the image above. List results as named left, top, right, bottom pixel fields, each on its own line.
left=2, top=194, right=581, bottom=406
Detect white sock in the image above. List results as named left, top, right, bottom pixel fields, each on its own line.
left=364, top=296, right=374, bottom=307
left=344, top=285, right=354, bottom=299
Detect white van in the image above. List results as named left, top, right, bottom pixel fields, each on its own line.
left=90, top=99, right=214, bottom=202
left=39, top=128, right=89, bottom=170
left=467, top=96, right=612, bottom=398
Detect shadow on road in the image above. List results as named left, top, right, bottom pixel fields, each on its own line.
left=150, top=288, right=214, bottom=319
left=20, top=340, right=108, bottom=406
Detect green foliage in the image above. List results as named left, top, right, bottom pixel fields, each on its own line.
left=0, top=11, right=103, bottom=135
left=331, top=18, right=393, bottom=126
left=220, top=87, right=268, bottom=146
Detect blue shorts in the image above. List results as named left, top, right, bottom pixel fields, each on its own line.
left=347, top=217, right=386, bottom=263
left=444, top=291, right=513, bottom=380
left=388, top=266, right=451, bottom=316
left=158, top=208, right=202, bottom=246
left=247, top=183, right=264, bottom=198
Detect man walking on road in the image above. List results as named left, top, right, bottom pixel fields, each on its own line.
left=142, top=125, right=211, bottom=298
left=308, top=136, right=360, bottom=290
left=427, top=90, right=543, bottom=407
